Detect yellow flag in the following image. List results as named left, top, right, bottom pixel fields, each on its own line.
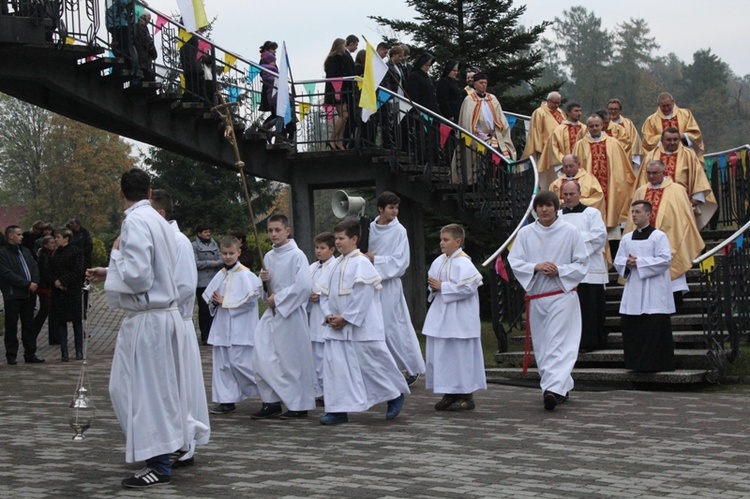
left=64, top=37, right=75, bottom=45
left=741, top=149, right=747, bottom=175
left=179, top=73, right=185, bottom=90
left=359, top=39, right=388, bottom=122
left=298, top=102, right=311, bottom=121
left=699, top=256, right=715, bottom=272
left=462, top=133, right=472, bottom=147
left=177, top=28, right=189, bottom=49
left=476, top=144, right=486, bottom=154
left=224, top=53, right=237, bottom=74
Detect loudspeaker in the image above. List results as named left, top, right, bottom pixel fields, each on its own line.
left=331, top=190, right=366, bottom=219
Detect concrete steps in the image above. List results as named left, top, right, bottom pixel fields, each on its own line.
left=486, top=367, right=708, bottom=385
left=495, top=349, right=711, bottom=368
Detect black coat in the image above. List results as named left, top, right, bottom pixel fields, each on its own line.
left=404, top=69, right=439, bottom=113
left=0, top=243, right=40, bottom=301
left=436, top=75, right=464, bottom=123
left=49, top=244, right=85, bottom=322
left=324, top=52, right=355, bottom=106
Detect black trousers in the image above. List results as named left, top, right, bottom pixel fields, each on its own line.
left=196, top=287, right=213, bottom=344
left=4, top=296, right=37, bottom=361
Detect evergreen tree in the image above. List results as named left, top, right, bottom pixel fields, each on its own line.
left=145, top=148, right=280, bottom=235
left=553, top=6, right=613, bottom=112
left=610, top=18, right=659, bottom=123
left=370, top=0, right=560, bottom=113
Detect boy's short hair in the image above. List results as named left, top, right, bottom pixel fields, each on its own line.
left=150, top=189, right=173, bottom=218
left=40, top=235, right=55, bottom=246
left=195, top=223, right=210, bottom=233
left=314, top=231, right=335, bottom=248
left=376, top=191, right=400, bottom=209
left=220, top=235, right=241, bottom=249
left=54, top=227, right=73, bottom=240
left=533, top=190, right=560, bottom=211
left=345, top=34, right=359, bottom=45
left=631, top=200, right=653, bottom=213
left=120, top=168, right=151, bottom=202
left=565, top=102, right=581, bottom=114
left=267, top=213, right=289, bottom=227
left=441, top=224, right=465, bottom=242
left=334, top=219, right=361, bottom=240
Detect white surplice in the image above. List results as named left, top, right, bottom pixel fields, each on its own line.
left=508, top=217, right=589, bottom=396
left=308, top=256, right=336, bottom=398
left=319, top=250, right=409, bottom=413
left=368, top=216, right=425, bottom=375
left=558, top=205, right=608, bottom=284
left=422, top=248, right=486, bottom=394
left=253, top=240, right=317, bottom=411
left=107, top=200, right=208, bottom=464
left=203, top=264, right=262, bottom=402
left=614, top=228, right=675, bottom=315
left=170, top=220, right=209, bottom=460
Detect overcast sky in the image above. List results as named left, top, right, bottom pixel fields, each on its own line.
left=143, top=0, right=750, bottom=79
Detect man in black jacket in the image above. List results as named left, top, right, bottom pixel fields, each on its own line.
left=0, top=226, right=44, bottom=364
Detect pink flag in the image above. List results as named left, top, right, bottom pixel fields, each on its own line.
left=439, top=123, right=452, bottom=149
left=196, top=38, right=211, bottom=60
left=495, top=256, right=509, bottom=282
left=331, top=79, right=343, bottom=101
left=154, top=15, right=168, bottom=35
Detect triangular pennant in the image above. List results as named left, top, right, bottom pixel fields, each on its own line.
left=135, top=3, right=145, bottom=19
left=224, top=53, right=237, bottom=74
left=298, top=102, right=311, bottom=121
left=331, top=79, right=343, bottom=101
left=303, top=82, right=317, bottom=98
left=154, top=15, right=168, bottom=35
left=376, top=89, right=391, bottom=109
left=227, top=85, right=241, bottom=103
left=495, top=256, right=509, bottom=281
left=439, top=123, right=452, bottom=149
left=476, top=143, right=486, bottom=154
left=705, top=157, right=715, bottom=182
left=247, top=65, right=261, bottom=84
left=322, top=103, right=335, bottom=123
left=196, top=38, right=211, bottom=60
left=741, top=149, right=747, bottom=175
left=699, top=256, right=715, bottom=272
left=506, top=116, right=517, bottom=130
left=737, top=234, right=744, bottom=249
left=177, top=28, right=189, bottom=49
left=462, top=133, right=472, bottom=147
left=492, top=154, right=502, bottom=166
left=718, top=155, right=728, bottom=182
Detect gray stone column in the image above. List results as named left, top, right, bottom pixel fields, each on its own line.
left=290, top=177, right=315, bottom=259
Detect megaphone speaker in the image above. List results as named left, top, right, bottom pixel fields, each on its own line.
left=331, top=190, right=366, bottom=219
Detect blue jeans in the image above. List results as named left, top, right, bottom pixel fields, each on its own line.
left=145, top=454, right=172, bottom=476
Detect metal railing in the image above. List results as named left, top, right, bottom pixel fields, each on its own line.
left=694, top=218, right=750, bottom=380
left=704, top=144, right=750, bottom=228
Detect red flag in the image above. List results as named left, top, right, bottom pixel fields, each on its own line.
left=730, top=151, right=738, bottom=177
left=154, top=15, right=168, bottom=35
left=196, top=38, right=211, bottom=60
left=495, top=256, right=509, bottom=282
left=322, top=103, right=335, bottom=123
left=439, top=123, right=452, bottom=149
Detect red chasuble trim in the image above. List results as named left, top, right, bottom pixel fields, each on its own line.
left=566, top=124, right=581, bottom=153
left=659, top=152, right=678, bottom=181
left=590, top=141, right=609, bottom=201
left=661, top=116, right=678, bottom=132
left=644, top=187, right=665, bottom=226
left=552, top=109, right=564, bottom=125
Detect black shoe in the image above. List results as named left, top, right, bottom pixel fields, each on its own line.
left=209, top=403, right=236, bottom=415
left=279, top=410, right=308, bottom=420
left=121, top=467, right=171, bottom=488
left=7, top=358, right=17, bottom=365
left=61, top=355, right=69, bottom=362
left=315, top=397, right=325, bottom=407
left=447, top=395, right=475, bottom=412
left=24, top=356, right=45, bottom=363
left=434, top=394, right=459, bottom=411
left=251, top=403, right=282, bottom=419
left=405, top=373, right=420, bottom=386
left=543, top=390, right=565, bottom=411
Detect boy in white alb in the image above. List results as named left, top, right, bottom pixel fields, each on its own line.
left=203, top=236, right=263, bottom=415
left=423, top=224, right=486, bottom=411
left=318, top=219, right=410, bottom=425
left=365, top=191, right=425, bottom=385
left=252, top=214, right=317, bottom=420
left=308, top=232, right=337, bottom=403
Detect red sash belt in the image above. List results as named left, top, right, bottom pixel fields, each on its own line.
left=522, top=288, right=576, bottom=376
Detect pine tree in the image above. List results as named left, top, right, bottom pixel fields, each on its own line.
left=370, top=0, right=560, bottom=113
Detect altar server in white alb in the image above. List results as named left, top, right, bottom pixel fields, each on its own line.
left=423, top=224, right=485, bottom=412
left=508, top=190, right=589, bottom=412
left=318, top=219, right=409, bottom=426
left=366, top=191, right=425, bottom=385
left=252, top=214, right=317, bottom=420
left=614, top=200, right=676, bottom=372
left=559, top=181, right=609, bottom=352
left=308, top=232, right=337, bottom=403
left=90, top=169, right=209, bottom=488
left=150, top=189, right=210, bottom=469
left=203, top=236, right=263, bottom=415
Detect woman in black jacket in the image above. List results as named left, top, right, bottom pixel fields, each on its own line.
left=436, top=59, right=464, bottom=123
left=49, top=228, right=85, bottom=361
left=324, top=38, right=355, bottom=150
